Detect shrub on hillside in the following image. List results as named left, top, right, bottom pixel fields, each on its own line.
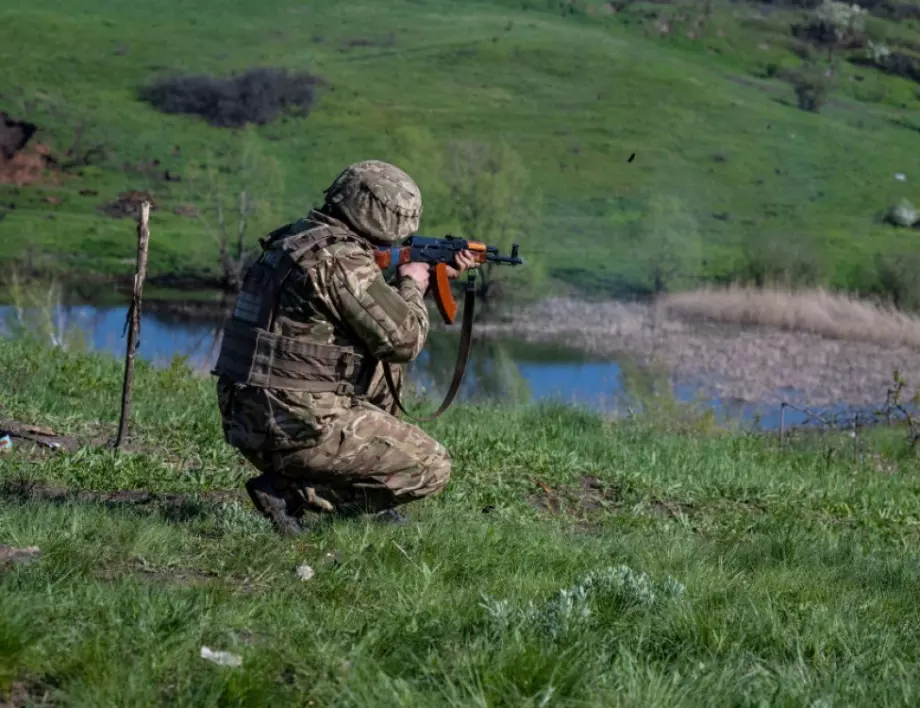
left=851, top=43, right=920, bottom=84
left=762, top=0, right=823, bottom=8
left=792, top=1, right=868, bottom=51
left=873, top=252, right=920, bottom=312
left=139, top=68, right=321, bottom=128
left=875, top=51, right=920, bottom=83
left=853, top=0, right=920, bottom=22
left=624, top=194, right=702, bottom=295
left=734, top=238, right=826, bottom=288
left=792, top=67, right=834, bottom=111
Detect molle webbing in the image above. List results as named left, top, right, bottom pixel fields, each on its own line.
left=212, top=223, right=369, bottom=393
left=215, top=320, right=365, bottom=393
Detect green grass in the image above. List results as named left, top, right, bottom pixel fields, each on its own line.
left=1, top=0, right=919, bottom=299
left=2, top=335, right=920, bottom=705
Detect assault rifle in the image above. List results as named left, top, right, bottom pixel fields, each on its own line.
left=373, top=234, right=524, bottom=420
left=374, top=235, right=523, bottom=324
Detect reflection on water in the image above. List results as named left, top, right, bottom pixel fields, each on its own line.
left=0, top=302, right=879, bottom=430
left=0, top=303, right=629, bottom=409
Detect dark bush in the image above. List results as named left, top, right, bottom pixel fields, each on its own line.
left=790, top=21, right=868, bottom=52
left=760, top=0, right=823, bottom=8
left=852, top=0, right=920, bottom=21
left=791, top=18, right=841, bottom=47
left=878, top=51, right=920, bottom=83
left=851, top=49, right=920, bottom=84
left=793, top=70, right=833, bottom=111
left=139, top=68, right=322, bottom=128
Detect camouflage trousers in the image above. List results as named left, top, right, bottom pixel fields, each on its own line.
left=223, top=364, right=452, bottom=516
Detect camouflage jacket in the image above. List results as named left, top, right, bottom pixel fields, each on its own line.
left=213, top=209, right=429, bottom=451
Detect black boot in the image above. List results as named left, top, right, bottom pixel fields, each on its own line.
left=244, top=474, right=304, bottom=537
left=374, top=508, right=409, bottom=524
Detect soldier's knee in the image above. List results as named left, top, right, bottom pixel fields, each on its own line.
left=423, top=442, right=452, bottom=495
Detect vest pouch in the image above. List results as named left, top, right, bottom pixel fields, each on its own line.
left=214, top=319, right=366, bottom=394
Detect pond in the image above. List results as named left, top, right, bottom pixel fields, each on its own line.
left=0, top=301, right=875, bottom=431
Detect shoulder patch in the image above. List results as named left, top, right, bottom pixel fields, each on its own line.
left=366, top=276, right=410, bottom=327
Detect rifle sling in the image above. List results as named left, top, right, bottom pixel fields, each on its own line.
left=382, top=286, right=475, bottom=421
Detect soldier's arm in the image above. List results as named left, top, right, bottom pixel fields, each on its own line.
left=322, top=247, right=430, bottom=362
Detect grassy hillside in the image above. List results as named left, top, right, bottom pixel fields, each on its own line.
left=1, top=0, right=919, bottom=300
left=2, top=336, right=920, bottom=704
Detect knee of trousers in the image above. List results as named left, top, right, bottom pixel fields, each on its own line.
left=381, top=441, right=452, bottom=503
left=418, top=443, right=452, bottom=496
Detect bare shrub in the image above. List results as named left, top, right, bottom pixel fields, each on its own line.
left=2, top=271, right=79, bottom=349
left=139, top=68, right=321, bottom=128
left=660, top=286, right=920, bottom=350
left=183, top=127, right=285, bottom=291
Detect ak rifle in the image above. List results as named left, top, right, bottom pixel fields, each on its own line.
left=373, top=234, right=524, bottom=420
left=374, top=234, right=523, bottom=324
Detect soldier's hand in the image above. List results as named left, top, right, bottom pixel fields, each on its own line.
left=398, top=262, right=431, bottom=291
left=446, top=249, right=479, bottom=280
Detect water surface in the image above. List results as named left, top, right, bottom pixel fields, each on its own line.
left=0, top=302, right=881, bottom=430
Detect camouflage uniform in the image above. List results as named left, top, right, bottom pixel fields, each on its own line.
left=212, top=161, right=451, bottom=534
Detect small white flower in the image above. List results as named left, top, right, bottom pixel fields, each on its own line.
left=296, top=564, right=315, bottom=581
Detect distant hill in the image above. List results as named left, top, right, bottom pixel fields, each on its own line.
left=1, top=0, right=918, bottom=305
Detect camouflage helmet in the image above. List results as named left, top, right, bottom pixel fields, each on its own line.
left=323, top=160, right=422, bottom=245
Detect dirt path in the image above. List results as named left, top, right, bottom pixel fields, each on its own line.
left=474, top=297, right=920, bottom=406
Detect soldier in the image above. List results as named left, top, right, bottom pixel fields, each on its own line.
left=212, top=160, right=478, bottom=535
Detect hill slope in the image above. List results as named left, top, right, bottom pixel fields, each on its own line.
left=1, top=0, right=919, bottom=300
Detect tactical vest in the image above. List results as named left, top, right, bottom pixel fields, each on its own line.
left=212, top=217, right=371, bottom=395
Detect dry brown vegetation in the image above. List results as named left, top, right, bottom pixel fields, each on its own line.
left=659, top=286, right=920, bottom=350
left=474, top=291, right=920, bottom=405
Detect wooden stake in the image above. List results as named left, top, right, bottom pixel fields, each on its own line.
left=115, top=202, right=151, bottom=449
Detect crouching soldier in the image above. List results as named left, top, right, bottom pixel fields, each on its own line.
left=212, top=160, right=477, bottom=535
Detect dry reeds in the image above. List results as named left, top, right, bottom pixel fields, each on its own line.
left=660, top=286, right=920, bottom=350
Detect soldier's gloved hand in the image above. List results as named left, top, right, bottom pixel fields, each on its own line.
left=446, top=249, right=479, bottom=280
left=398, top=262, right=431, bottom=291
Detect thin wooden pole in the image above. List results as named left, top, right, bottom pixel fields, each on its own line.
left=115, top=201, right=151, bottom=449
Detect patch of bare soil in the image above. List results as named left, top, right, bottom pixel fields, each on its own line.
left=172, top=203, right=198, bottom=217
left=97, top=190, right=159, bottom=219
left=0, top=679, right=57, bottom=708
left=95, top=557, right=217, bottom=587
left=0, top=113, right=60, bottom=187
left=475, top=297, right=920, bottom=406
left=0, top=420, right=79, bottom=453
left=0, top=479, right=242, bottom=510
left=647, top=498, right=696, bottom=519
left=528, top=476, right=621, bottom=517
left=0, top=545, right=41, bottom=572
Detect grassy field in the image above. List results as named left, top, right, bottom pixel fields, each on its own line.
left=1, top=0, right=920, bottom=301
left=3, top=335, right=920, bottom=705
